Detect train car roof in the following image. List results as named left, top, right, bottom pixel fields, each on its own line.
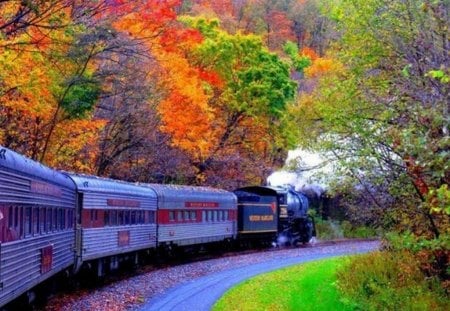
left=139, top=183, right=237, bottom=204
left=0, top=146, right=75, bottom=189
left=66, top=173, right=157, bottom=197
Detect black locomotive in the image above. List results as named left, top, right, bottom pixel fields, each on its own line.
left=235, top=186, right=315, bottom=246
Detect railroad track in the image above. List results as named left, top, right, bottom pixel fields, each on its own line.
left=40, top=239, right=380, bottom=311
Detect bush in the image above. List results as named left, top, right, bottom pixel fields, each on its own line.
left=315, top=219, right=344, bottom=239
left=384, top=232, right=450, bottom=293
left=336, top=250, right=449, bottom=310
left=314, top=219, right=378, bottom=240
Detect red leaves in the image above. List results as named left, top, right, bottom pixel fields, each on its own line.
left=197, top=68, right=224, bottom=88
left=159, top=28, right=203, bottom=52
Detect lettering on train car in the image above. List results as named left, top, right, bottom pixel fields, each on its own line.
left=118, top=230, right=130, bottom=247
left=107, top=199, right=141, bottom=208
left=249, top=215, right=274, bottom=222
left=41, top=245, right=53, bottom=274
left=31, top=181, right=63, bottom=197
left=185, top=202, right=219, bottom=208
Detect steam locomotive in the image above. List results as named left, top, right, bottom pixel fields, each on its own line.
left=0, top=146, right=315, bottom=307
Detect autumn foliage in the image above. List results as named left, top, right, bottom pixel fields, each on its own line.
left=0, top=0, right=323, bottom=186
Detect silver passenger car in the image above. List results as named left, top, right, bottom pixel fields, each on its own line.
left=0, top=146, right=76, bottom=307
left=67, top=174, right=157, bottom=273
left=143, top=184, right=237, bottom=247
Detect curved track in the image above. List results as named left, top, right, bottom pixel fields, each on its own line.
left=139, top=240, right=380, bottom=311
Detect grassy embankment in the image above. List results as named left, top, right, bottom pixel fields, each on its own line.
left=214, top=253, right=449, bottom=311
left=213, top=256, right=351, bottom=311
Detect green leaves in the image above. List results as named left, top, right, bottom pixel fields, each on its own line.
left=290, top=0, right=450, bottom=238
left=186, top=17, right=296, bottom=118
left=426, top=69, right=450, bottom=84
left=60, top=75, right=100, bottom=118
left=283, top=41, right=312, bottom=72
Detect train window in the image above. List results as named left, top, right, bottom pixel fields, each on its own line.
left=213, top=211, right=217, bottom=222
left=8, top=206, right=13, bottom=228
left=68, top=210, right=73, bottom=229
left=124, top=211, right=130, bottom=225
left=109, top=211, right=114, bottom=226
left=24, top=207, right=32, bottom=236
left=104, top=211, right=110, bottom=226
left=63, top=209, right=67, bottom=229
left=190, top=211, right=196, bottom=221
left=207, top=210, right=212, bottom=222
left=131, top=211, right=136, bottom=225
left=119, top=211, right=124, bottom=225
left=136, top=211, right=141, bottom=224
left=14, top=206, right=19, bottom=228
left=53, top=208, right=57, bottom=231
left=17, top=206, right=23, bottom=238
left=59, top=209, right=64, bottom=230
left=224, top=210, right=229, bottom=221
left=137, top=211, right=141, bottom=224
left=169, top=211, right=175, bottom=222
left=47, top=208, right=52, bottom=232
left=202, top=211, right=206, bottom=222
left=149, top=211, right=155, bottom=223
left=33, top=207, right=39, bottom=235
left=184, top=210, right=190, bottom=221
left=40, top=208, right=46, bottom=233
left=56, top=208, right=60, bottom=230
left=177, top=211, right=183, bottom=222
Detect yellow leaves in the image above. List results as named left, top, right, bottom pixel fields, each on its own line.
left=0, top=49, right=55, bottom=119
left=47, top=118, right=107, bottom=173
left=304, top=57, right=344, bottom=79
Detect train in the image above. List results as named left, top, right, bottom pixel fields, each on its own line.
left=0, top=146, right=315, bottom=308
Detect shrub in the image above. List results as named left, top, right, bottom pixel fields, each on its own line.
left=341, top=220, right=378, bottom=238
left=315, top=219, right=344, bottom=239
left=384, top=232, right=450, bottom=293
left=315, top=219, right=378, bottom=240
left=336, top=250, right=449, bottom=310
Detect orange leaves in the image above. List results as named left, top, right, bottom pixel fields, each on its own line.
left=47, top=118, right=107, bottom=172
left=156, top=50, right=217, bottom=158
left=304, top=57, right=343, bottom=79
left=301, top=47, right=319, bottom=61
left=112, top=0, right=180, bottom=39
left=110, top=1, right=223, bottom=160
left=159, top=89, right=215, bottom=158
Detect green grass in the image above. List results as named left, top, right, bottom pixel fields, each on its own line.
left=213, top=256, right=352, bottom=311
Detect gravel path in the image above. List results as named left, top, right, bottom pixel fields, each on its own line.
left=44, top=240, right=380, bottom=311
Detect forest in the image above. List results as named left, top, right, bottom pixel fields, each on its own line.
left=0, top=0, right=449, bottom=307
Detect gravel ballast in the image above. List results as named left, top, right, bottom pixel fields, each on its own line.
left=44, top=240, right=380, bottom=311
